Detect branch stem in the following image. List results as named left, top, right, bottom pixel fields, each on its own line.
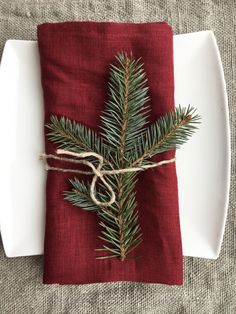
left=117, top=54, right=131, bottom=261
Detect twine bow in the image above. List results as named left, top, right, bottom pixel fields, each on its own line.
left=40, top=149, right=175, bottom=207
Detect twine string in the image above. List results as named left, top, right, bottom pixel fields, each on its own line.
left=40, top=149, right=175, bottom=207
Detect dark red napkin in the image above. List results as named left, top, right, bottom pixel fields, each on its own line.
left=37, top=21, right=183, bottom=285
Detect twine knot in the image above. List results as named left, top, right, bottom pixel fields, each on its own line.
left=40, top=149, right=175, bottom=207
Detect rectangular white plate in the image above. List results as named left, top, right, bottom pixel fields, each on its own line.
left=0, top=31, right=230, bottom=259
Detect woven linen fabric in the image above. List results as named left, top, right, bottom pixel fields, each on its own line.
left=37, top=21, right=183, bottom=285
left=0, top=0, right=235, bottom=313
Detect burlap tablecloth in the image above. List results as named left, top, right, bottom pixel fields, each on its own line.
left=0, top=1, right=235, bottom=313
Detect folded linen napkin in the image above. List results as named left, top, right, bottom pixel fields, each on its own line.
left=37, top=21, right=183, bottom=285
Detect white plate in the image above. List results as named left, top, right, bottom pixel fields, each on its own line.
left=174, top=31, right=230, bottom=259
left=0, top=31, right=230, bottom=259
left=0, top=41, right=45, bottom=257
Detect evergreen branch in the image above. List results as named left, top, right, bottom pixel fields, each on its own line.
left=64, top=175, right=141, bottom=260
left=129, top=105, right=200, bottom=166
left=101, top=52, right=150, bottom=156
left=100, top=53, right=146, bottom=260
left=64, top=178, right=99, bottom=211
left=95, top=173, right=142, bottom=260
left=46, top=116, right=112, bottom=163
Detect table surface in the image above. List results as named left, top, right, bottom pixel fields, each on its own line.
left=0, top=1, right=235, bottom=313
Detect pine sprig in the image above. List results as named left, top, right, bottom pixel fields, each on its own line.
left=46, top=116, right=112, bottom=162
left=64, top=178, right=99, bottom=211
left=64, top=174, right=142, bottom=260
left=95, top=172, right=142, bottom=260
left=99, top=52, right=149, bottom=260
left=46, top=52, right=200, bottom=261
left=101, top=52, right=150, bottom=156
left=129, top=105, right=201, bottom=166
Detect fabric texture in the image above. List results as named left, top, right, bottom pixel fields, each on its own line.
left=0, top=0, right=235, bottom=312
left=37, top=21, right=183, bottom=285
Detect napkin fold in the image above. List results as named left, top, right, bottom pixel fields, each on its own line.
left=37, top=21, right=183, bottom=285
